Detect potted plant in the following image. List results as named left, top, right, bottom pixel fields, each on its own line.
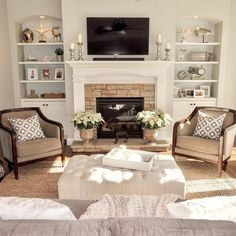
left=73, top=111, right=104, bottom=144
left=54, top=48, right=64, bottom=62
left=136, top=109, right=172, bottom=142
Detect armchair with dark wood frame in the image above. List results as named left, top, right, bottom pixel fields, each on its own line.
left=0, top=107, right=65, bottom=179
left=172, top=106, right=236, bottom=177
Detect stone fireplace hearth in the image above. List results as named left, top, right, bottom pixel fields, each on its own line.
left=66, top=60, right=174, bottom=140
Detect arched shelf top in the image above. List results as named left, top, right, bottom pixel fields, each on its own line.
left=176, top=16, right=222, bottom=25
left=16, top=15, right=61, bottom=24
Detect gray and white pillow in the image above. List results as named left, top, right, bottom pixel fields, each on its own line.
left=193, top=112, right=226, bottom=140
left=9, top=114, right=46, bottom=142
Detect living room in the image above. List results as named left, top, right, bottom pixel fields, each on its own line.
left=0, top=0, right=236, bottom=235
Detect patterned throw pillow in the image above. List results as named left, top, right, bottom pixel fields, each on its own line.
left=193, top=112, right=226, bottom=140
left=9, top=114, right=46, bottom=142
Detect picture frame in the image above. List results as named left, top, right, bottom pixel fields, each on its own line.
left=189, top=52, right=208, bottom=61
left=184, top=89, right=194, bottom=97
left=54, top=68, right=64, bottom=80
left=27, top=68, right=38, bottom=80
left=41, top=68, right=51, bottom=80
left=194, top=89, right=205, bottom=98
left=173, top=86, right=181, bottom=98
left=200, top=85, right=211, bottom=97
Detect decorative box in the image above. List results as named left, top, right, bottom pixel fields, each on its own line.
left=102, top=148, right=157, bottom=171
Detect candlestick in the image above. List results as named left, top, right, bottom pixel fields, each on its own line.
left=77, top=34, right=82, bottom=44
left=77, top=42, right=84, bottom=61
left=69, top=48, right=76, bottom=61
left=155, top=42, right=162, bottom=61
left=164, top=48, right=171, bottom=61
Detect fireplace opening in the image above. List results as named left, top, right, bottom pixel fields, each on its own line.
left=96, top=97, right=144, bottom=139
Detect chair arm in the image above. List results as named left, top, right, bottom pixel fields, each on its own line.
left=222, top=124, right=236, bottom=159
left=0, top=125, right=17, bottom=162
left=173, top=119, right=195, bottom=137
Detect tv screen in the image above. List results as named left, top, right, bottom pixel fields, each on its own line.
left=87, top=17, right=149, bottom=55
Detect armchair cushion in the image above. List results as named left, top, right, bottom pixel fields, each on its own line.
left=17, top=138, right=61, bottom=157
left=176, top=136, right=219, bottom=155
left=9, top=114, right=46, bottom=142
left=193, top=112, right=226, bottom=140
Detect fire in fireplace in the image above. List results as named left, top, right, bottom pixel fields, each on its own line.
left=96, top=97, right=144, bottom=139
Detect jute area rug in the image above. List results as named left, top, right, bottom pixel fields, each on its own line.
left=0, top=157, right=236, bottom=200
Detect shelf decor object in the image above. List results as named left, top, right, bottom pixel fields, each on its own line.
left=51, top=26, right=62, bottom=42
left=22, top=28, right=34, bottom=43
left=33, top=23, right=51, bottom=43
left=194, top=27, right=212, bottom=43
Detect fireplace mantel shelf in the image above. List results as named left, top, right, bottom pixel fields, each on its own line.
left=66, top=60, right=174, bottom=80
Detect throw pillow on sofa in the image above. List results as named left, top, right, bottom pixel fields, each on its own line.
left=0, top=197, right=76, bottom=220
left=193, top=111, right=226, bottom=140
left=166, top=195, right=236, bottom=221
left=9, top=114, right=46, bottom=142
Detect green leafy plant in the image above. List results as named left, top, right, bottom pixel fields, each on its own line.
left=136, top=110, right=172, bottom=130
left=54, top=48, right=64, bottom=55
left=73, top=111, right=105, bottom=129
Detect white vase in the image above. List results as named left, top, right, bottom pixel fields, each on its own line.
left=143, top=128, right=158, bottom=142
left=80, top=128, right=94, bottom=144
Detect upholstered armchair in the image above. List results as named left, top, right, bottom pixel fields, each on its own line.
left=172, top=107, right=236, bottom=177
left=0, top=107, right=65, bottom=179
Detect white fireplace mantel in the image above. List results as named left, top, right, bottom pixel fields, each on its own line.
left=66, top=60, right=174, bottom=113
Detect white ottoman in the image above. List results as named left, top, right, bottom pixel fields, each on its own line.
left=58, top=154, right=186, bottom=200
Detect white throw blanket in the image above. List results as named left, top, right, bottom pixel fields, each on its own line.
left=80, top=194, right=179, bottom=219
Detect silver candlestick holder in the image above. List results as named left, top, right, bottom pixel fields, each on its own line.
left=77, top=42, right=84, bottom=61
left=155, top=42, right=162, bottom=61
left=69, top=48, right=76, bottom=61
left=164, top=48, right=171, bottom=61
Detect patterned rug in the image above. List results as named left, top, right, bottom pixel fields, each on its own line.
left=0, top=157, right=236, bottom=199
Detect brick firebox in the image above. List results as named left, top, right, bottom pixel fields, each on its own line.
left=85, top=84, right=155, bottom=111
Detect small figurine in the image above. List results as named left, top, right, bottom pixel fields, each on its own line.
left=177, top=28, right=191, bottom=43
left=51, top=26, right=62, bottom=42
left=177, top=49, right=187, bottom=61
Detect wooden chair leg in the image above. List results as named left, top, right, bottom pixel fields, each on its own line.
left=217, top=161, right=223, bottom=178
left=13, top=164, right=19, bottom=180
left=222, top=160, right=229, bottom=171
left=61, top=153, right=65, bottom=167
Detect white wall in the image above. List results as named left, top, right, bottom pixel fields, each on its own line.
left=224, top=0, right=236, bottom=109
left=0, top=0, right=14, bottom=109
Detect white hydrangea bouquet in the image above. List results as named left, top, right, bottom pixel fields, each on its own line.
left=73, top=111, right=105, bottom=129
left=136, top=109, right=172, bottom=129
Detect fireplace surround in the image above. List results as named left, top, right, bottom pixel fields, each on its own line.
left=66, top=61, right=174, bottom=140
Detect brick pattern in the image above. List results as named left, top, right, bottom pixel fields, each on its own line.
left=85, top=84, right=155, bottom=110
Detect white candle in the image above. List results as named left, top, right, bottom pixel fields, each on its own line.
left=78, top=34, right=82, bottom=43
left=70, top=43, right=75, bottom=49
left=156, top=33, right=162, bottom=43
left=166, top=43, right=171, bottom=50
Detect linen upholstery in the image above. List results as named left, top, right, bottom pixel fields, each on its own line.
left=0, top=107, right=64, bottom=179
left=173, top=106, right=236, bottom=177
left=0, top=217, right=236, bottom=236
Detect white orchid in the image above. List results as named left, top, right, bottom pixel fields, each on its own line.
left=136, top=109, right=172, bottom=130
left=73, top=111, right=105, bottom=129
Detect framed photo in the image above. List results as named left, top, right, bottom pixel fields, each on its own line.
left=54, top=68, right=64, bottom=80
left=185, top=89, right=194, bottom=97
left=173, top=86, right=181, bottom=98
left=41, top=68, right=51, bottom=80
left=194, top=89, right=205, bottom=98
left=189, top=52, right=208, bottom=61
left=27, top=68, right=38, bottom=80
left=200, top=85, right=211, bottom=97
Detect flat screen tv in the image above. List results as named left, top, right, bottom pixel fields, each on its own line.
left=87, top=17, right=149, bottom=55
